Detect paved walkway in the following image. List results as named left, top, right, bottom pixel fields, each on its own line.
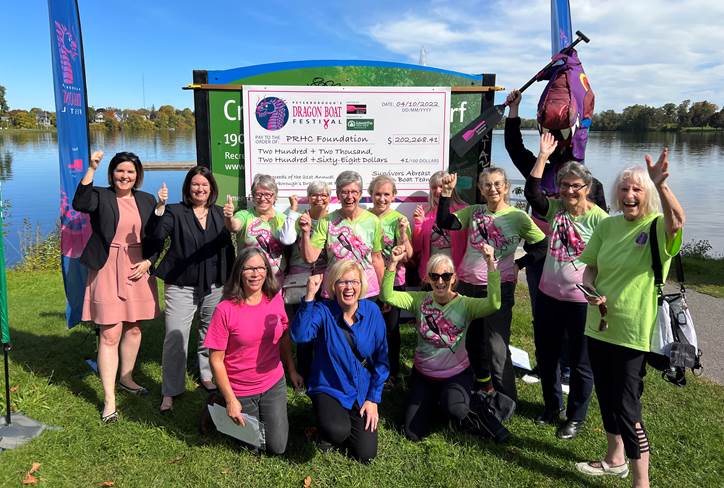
left=664, top=283, right=724, bottom=386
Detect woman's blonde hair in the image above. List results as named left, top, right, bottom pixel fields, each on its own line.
left=429, top=171, right=465, bottom=208
left=611, top=166, right=661, bottom=216
left=325, top=260, right=368, bottom=299
left=426, top=253, right=455, bottom=275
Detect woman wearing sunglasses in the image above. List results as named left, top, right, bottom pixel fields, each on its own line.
left=437, top=169, right=546, bottom=403
left=523, top=133, right=608, bottom=440
left=224, top=174, right=297, bottom=282
left=291, top=260, right=389, bottom=462
left=381, top=244, right=500, bottom=441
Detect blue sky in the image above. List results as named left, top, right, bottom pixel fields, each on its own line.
left=3, top=0, right=723, bottom=116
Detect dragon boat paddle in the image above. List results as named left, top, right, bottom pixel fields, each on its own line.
left=450, top=30, right=590, bottom=157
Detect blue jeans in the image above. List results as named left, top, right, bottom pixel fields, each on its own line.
left=237, top=376, right=289, bottom=454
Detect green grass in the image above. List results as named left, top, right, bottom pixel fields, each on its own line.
left=2, top=271, right=723, bottom=487
left=679, top=256, right=724, bottom=298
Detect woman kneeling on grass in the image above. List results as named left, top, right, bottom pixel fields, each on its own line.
left=204, top=248, right=303, bottom=455
left=291, top=260, right=389, bottom=463
left=576, top=149, right=685, bottom=487
left=381, top=244, right=501, bottom=441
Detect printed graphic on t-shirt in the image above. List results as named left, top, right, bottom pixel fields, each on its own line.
left=431, top=224, right=451, bottom=250
left=247, top=218, right=284, bottom=270
left=470, top=208, right=510, bottom=254
left=550, top=211, right=586, bottom=264
left=328, top=216, right=371, bottom=264
left=419, top=297, right=463, bottom=349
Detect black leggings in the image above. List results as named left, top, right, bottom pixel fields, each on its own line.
left=379, top=285, right=405, bottom=378
left=588, top=338, right=649, bottom=459
left=403, top=367, right=474, bottom=441
left=311, top=393, right=378, bottom=463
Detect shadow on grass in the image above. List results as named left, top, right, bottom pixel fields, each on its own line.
left=6, top=318, right=316, bottom=463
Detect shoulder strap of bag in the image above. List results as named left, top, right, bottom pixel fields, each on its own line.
left=649, top=218, right=663, bottom=288
left=337, top=317, right=376, bottom=376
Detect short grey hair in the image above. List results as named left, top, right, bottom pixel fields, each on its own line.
left=556, top=161, right=593, bottom=187
left=307, top=180, right=331, bottom=197
left=251, top=174, right=278, bottom=196
left=368, top=175, right=397, bottom=196
left=335, top=171, right=363, bottom=192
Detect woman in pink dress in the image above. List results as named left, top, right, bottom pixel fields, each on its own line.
left=73, top=150, right=161, bottom=423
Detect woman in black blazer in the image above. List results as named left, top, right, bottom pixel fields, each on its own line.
left=73, top=150, right=162, bottom=423
left=150, top=166, right=235, bottom=413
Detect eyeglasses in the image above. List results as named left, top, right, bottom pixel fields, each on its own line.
left=428, top=272, right=453, bottom=283
left=559, top=182, right=588, bottom=192
left=482, top=181, right=505, bottom=190
left=310, top=193, right=329, bottom=200
left=254, top=192, right=275, bottom=200
left=242, top=266, right=266, bottom=274
left=339, top=190, right=360, bottom=197
left=335, top=279, right=361, bottom=287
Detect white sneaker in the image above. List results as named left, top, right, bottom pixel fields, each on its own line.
left=575, top=460, right=629, bottom=478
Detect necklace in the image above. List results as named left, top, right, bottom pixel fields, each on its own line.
left=193, top=207, right=208, bottom=220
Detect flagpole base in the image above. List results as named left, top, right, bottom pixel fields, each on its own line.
left=0, top=413, right=58, bottom=451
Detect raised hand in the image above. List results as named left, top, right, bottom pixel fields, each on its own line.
left=299, top=211, right=312, bottom=234
left=539, top=132, right=558, bottom=159
left=398, top=216, right=409, bottom=238
left=441, top=173, right=457, bottom=197
left=157, top=182, right=168, bottom=205
left=89, top=150, right=103, bottom=170
left=646, top=147, right=670, bottom=187
left=505, top=90, right=522, bottom=107
left=289, top=194, right=299, bottom=212
left=413, top=205, right=425, bottom=224
left=305, top=273, right=323, bottom=301
left=481, top=243, right=496, bottom=269
left=390, top=245, right=406, bottom=264
left=223, top=194, right=235, bottom=219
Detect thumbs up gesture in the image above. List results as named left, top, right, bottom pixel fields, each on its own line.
left=289, top=194, right=299, bottom=212
left=223, top=194, right=235, bottom=219
left=157, top=182, right=168, bottom=205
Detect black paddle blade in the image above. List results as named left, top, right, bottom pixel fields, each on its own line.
left=450, top=103, right=505, bottom=157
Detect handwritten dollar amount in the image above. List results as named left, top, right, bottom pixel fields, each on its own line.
left=387, top=135, right=440, bottom=145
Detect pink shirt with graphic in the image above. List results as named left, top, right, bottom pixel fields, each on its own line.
left=204, top=293, right=288, bottom=397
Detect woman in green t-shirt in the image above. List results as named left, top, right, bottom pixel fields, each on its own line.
left=436, top=169, right=546, bottom=402
left=223, top=174, right=297, bottom=282
left=367, top=175, right=412, bottom=384
left=575, top=149, right=685, bottom=486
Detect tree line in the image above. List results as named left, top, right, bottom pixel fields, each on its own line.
left=0, top=84, right=194, bottom=131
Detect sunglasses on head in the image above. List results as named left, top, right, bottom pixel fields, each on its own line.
left=428, top=272, right=453, bottom=283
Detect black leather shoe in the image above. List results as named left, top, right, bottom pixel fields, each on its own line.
left=535, top=407, right=566, bottom=425
left=556, top=420, right=584, bottom=439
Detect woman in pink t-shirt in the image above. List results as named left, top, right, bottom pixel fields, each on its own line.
left=204, top=248, right=303, bottom=454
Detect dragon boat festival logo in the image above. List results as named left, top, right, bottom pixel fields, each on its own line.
left=255, top=97, right=289, bottom=131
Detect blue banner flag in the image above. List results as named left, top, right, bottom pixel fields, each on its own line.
left=550, top=0, right=573, bottom=54
left=47, top=0, right=92, bottom=328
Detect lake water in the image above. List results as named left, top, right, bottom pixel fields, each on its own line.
left=1, top=129, right=722, bottom=265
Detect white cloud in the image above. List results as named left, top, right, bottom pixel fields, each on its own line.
left=364, top=0, right=724, bottom=113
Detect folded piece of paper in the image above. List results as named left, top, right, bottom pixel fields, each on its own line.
left=509, top=345, right=532, bottom=371
left=208, top=403, right=265, bottom=448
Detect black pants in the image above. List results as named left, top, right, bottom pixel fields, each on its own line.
left=287, top=302, right=314, bottom=382
left=458, top=281, right=517, bottom=401
left=588, top=338, right=649, bottom=459
left=403, top=367, right=474, bottom=441
left=379, top=285, right=405, bottom=379
left=311, top=393, right=378, bottom=462
left=534, top=291, right=593, bottom=421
